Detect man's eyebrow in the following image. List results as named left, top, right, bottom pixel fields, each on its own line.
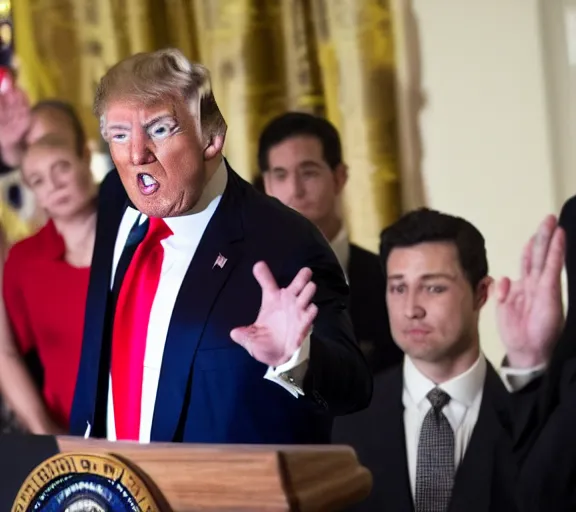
left=387, top=273, right=457, bottom=281
left=106, top=123, right=131, bottom=131
left=106, top=112, right=177, bottom=132
left=143, top=113, right=177, bottom=130
left=298, top=160, right=323, bottom=168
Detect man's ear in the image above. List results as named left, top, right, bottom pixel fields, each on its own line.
left=474, top=276, right=493, bottom=309
left=204, top=133, right=225, bottom=161
left=334, top=163, right=348, bottom=195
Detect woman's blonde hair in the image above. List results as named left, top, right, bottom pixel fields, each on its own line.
left=95, top=48, right=226, bottom=140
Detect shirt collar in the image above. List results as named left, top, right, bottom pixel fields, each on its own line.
left=188, top=157, right=228, bottom=214
left=329, top=225, right=350, bottom=272
left=403, top=353, right=486, bottom=408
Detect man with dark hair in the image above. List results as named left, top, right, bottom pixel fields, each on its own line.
left=333, top=208, right=561, bottom=512
left=258, top=111, right=402, bottom=373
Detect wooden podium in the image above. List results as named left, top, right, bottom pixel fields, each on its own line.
left=38, top=436, right=371, bottom=511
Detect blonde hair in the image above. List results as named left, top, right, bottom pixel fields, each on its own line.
left=95, top=48, right=226, bottom=140
left=24, top=133, right=75, bottom=156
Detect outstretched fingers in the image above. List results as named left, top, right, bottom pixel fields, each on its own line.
left=296, top=281, right=317, bottom=309
left=286, top=267, right=313, bottom=296
left=530, top=215, right=557, bottom=276
left=495, top=277, right=512, bottom=303
left=253, top=261, right=280, bottom=295
left=541, top=227, right=566, bottom=289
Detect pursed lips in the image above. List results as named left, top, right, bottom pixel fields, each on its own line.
left=405, top=327, right=432, bottom=335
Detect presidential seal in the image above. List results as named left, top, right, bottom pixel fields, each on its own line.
left=12, top=453, right=162, bottom=512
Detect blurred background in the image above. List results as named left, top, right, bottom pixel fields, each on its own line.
left=1, top=0, right=574, bottom=364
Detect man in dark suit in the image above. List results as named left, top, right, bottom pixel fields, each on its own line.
left=333, top=208, right=555, bottom=511
left=500, top=209, right=576, bottom=511
left=257, top=112, right=402, bottom=373
left=69, top=49, right=372, bottom=444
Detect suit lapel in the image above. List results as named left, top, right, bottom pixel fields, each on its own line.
left=449, top=363, right=509, bottom=512
left=378, top=368, right=414, bottom=511
left=151, top=168, right=244, bottom=441
left=78, top=171, right=128, bottom=432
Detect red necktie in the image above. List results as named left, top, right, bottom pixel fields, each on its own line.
left=111, top=217, right=172, bottom=441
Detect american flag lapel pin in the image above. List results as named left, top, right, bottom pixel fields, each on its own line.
left=213, top=253, right=227, bottom=269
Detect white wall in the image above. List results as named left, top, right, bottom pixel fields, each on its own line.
left=405, top=0, right=558, bottom=365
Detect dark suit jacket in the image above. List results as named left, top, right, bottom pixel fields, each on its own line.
left=347, top=244, right=403, bottom=373
left=332, top=363, right=519, bottom=512
left=512, top=195, right=576, bottom=510
left=69, top=164, right=372, bottom=444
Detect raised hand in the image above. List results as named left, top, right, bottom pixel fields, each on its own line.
left=496, top=215, right=565, bottom=368
left=230, top=261, right=318, bottom=367
left=0, top=85, right=31, bottom=166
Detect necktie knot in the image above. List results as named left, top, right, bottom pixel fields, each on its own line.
left=147, top=217, right=173, bottom=241
left=427, top=388, right=450, bottom=412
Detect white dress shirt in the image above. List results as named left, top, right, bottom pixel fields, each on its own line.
left=330, top=226, right=350, bottom=276
left=500, top=362, right=546, bottom=392
left=105, top=160, right=309, bottom=443
left=403, top=355, right=487, bottom=498
left=401, top=354, right=543, bottom=499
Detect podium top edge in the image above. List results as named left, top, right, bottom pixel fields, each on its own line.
left=55, top=435, right=355, bottom=453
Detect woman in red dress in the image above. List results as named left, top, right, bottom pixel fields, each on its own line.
left=1, top=133, right=97, bottom=433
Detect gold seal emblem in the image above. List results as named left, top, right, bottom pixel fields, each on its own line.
left=12, top=452, right=162, bottom=512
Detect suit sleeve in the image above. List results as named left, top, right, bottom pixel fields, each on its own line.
left=538, top=196, right=576, bottom=408
left=560, top=196, right=576, bottom=355
left=516, top=371, right=576, bottom=511
left=560, top=196, right=576, bottom=317
left=287, top=227, right=373, bottom=416
left=510, top=197, right=576, bottom=463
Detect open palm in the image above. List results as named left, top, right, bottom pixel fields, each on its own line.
left=0, top=87, right=31, bottom=151
left=230, top=262, right=318, bottom=367
left=496, top=215, right=565, bottom=367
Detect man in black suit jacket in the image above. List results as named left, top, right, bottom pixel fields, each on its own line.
left=501, top=209, right=576, bottom=511
left=257, top=112, right=402, bottom=373
left=69, top=49, right=372, bottom=444
left=333, top=208, right=552, bottom=511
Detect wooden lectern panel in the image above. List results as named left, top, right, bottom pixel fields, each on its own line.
left=57, top=437, right=371, bottom=511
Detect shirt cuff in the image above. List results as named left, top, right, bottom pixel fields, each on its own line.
left=500, top=363, right=546, bottom=392
left=263, top=334, right=311, bottom=398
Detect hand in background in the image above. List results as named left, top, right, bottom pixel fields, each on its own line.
left=496, top=215, right=565, bottom=368
left=0, top=85, right=31, bottom=167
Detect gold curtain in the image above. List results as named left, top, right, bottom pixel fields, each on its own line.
left=13, top=0, right=400, bottom=252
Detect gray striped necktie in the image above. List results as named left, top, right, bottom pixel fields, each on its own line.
left=415, top=388, right=455, bottom=512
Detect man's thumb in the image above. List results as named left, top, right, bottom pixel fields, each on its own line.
left=230, top=326, right=250, bottom=346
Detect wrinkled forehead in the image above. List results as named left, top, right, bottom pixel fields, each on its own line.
left=387, top=242, right=463, bottom=278
left=101, top=94, right=196, bottom=128
left=22, top=144, right=75, bottom=173
left=103, top=102, right=171, bottom=124
left=267, top=136, right=332, bottom=174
